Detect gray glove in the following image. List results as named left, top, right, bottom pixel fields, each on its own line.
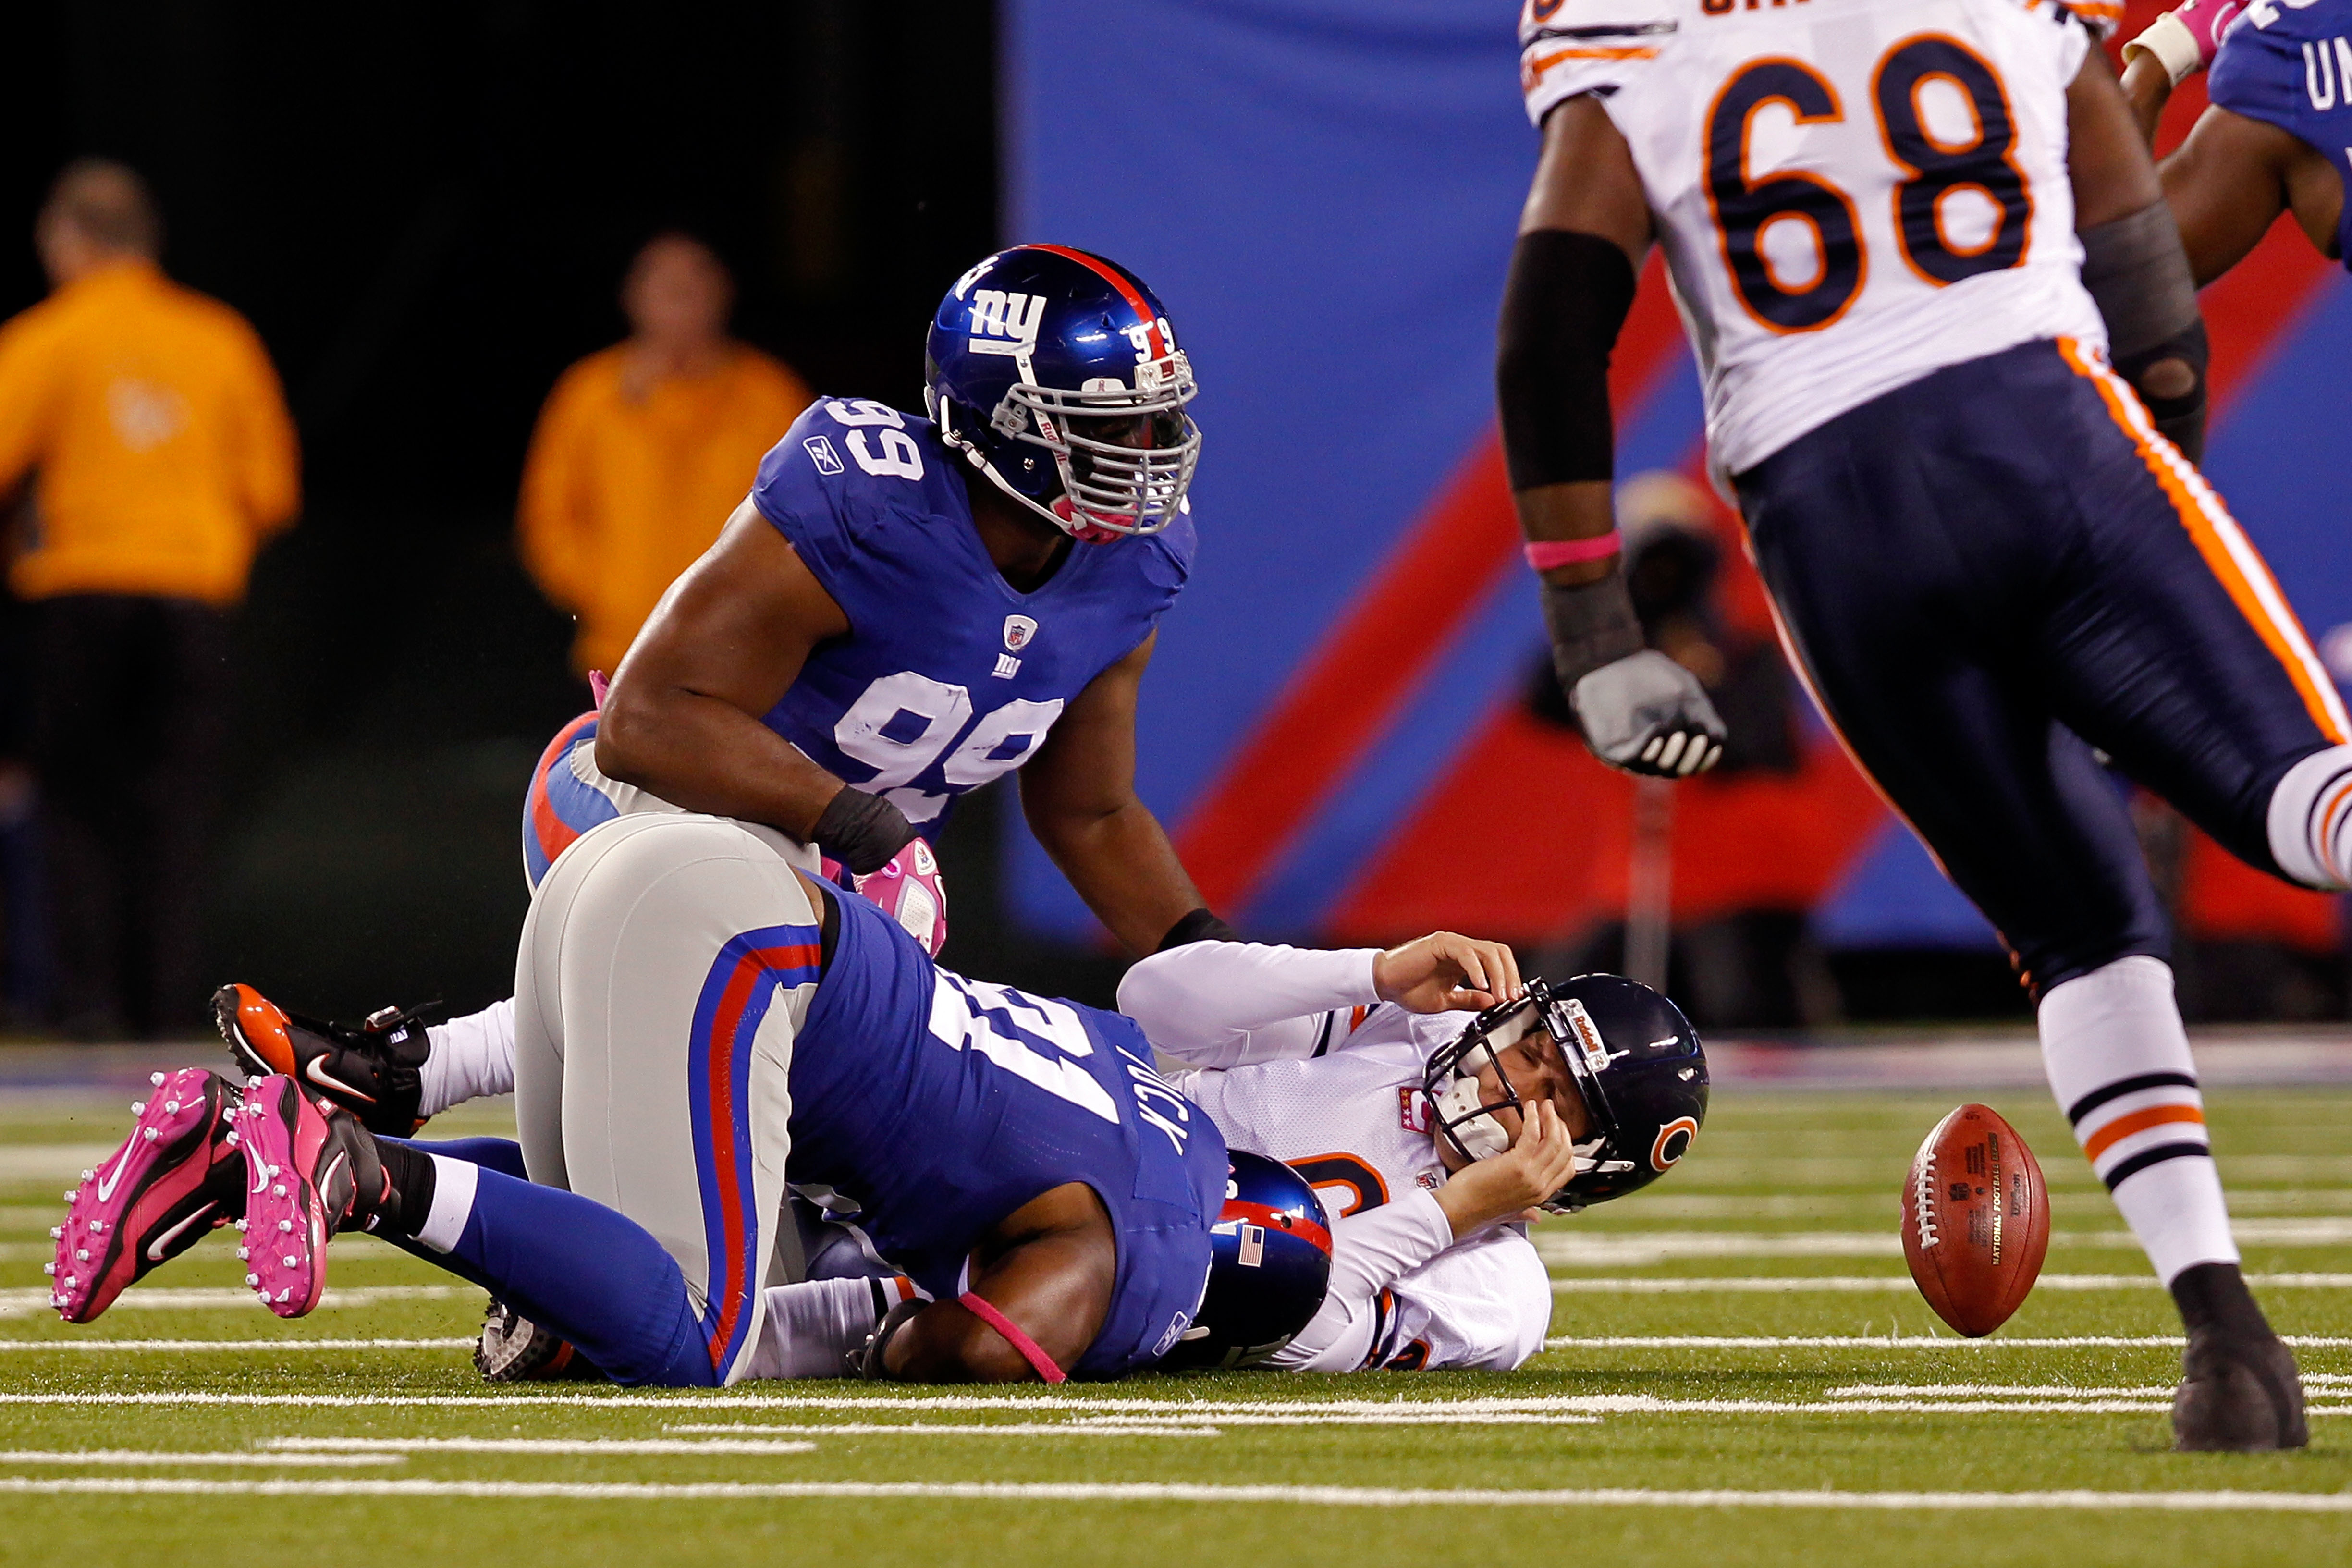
left=1570, top=649, right=1727, bottom=777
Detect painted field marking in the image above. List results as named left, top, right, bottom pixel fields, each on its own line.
left=0, top=1286, right=466, bottom=1320
left=1541, top=1335, right=2352, bottom=1349
left=667, top=1412, right=1602, bottom=1433
left=0, top=1338, right=472, bottom=1353
left=1825, top=1385, right=2174, bottom=1398
left=668, top=1422, right=1229, bottom=1439
left=0, top=1389, right=2314, bottom=1422
left=0, top=1449, right=400, bottom=1468
left=0, top=1478, right=2350, bottom=1510
left=0, top=1146, right=121, bottom=1181
left=1539, top=1222, right=2352, bottom=1267
left=1549, top=1273, right=2352, bottom=1294
left=269, top=1437, right=819, bottom=1458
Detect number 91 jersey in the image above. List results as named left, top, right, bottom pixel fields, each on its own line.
left=751, top=396, right=1195, bottom=834
left=1519, top=0, right=2107, bottom=479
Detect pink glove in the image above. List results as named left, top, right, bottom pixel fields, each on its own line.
left=820, top=839, right=948, bottom=957
left=2127, top=0, right=2247, bottom=84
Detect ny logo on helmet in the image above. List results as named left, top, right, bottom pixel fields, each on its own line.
left=969, top=290, right=1046, bottom=356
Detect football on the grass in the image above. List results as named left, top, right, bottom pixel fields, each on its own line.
left=1900, top=1103, right=2051, bottom=1336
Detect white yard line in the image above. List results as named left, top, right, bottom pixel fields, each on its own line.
left=0, top=1477, right=2349, bottom=1510
left=0, top=1286, right=466, bottom=1319
left=1538, top=1220, right=2352, bottom=1266
left=0, top=1449, right=399, bottom=1467
left=1549, top=1273, right=2352, bottom=1293
left=0, top=1388, right=2311, bottom=1421
left=0, top=1338, right=472, bottom=1352
left=1542, top=1334, right=2352, bottom=1348
left=662, top=1423, right=1225, bottom=1438
left=1825, top=1385, right=2175, bottom=1398
left=269, top=1437, right=817, bottom=1457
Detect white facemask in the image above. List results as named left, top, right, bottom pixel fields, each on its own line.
left=1430, top=1071, right=1513, bottom=1161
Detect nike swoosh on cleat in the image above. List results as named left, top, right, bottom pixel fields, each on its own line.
left=94, top=1140, right=138, bottom=1203
left=145, top=1202, right=214, bottom=1262
left=303, top=1057, right=378, bottom=1104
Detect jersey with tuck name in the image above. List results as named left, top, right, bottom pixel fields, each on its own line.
left=751, top=396, right=1194, bottom=834
left=1519, top=0, right=2107, bottom=478
left=784, top=882, right=1227, bottom=1378
left=2208, top=0, right=2352, bottom=272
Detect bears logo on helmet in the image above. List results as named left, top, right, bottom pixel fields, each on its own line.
left=925, top=244, right=1202, bottom=542
left=1422, top=973, right=1709, bottom=1212
left=1157, top=1152, right=1332, bottom=1371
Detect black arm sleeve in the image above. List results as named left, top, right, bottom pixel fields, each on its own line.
left=1495, top=229, right=1640, bottom=492
left=2079, top=202, right=2209, bottom=463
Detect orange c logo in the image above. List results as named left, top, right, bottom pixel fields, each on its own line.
left=1650, top=1116, right=1700, bottom=1172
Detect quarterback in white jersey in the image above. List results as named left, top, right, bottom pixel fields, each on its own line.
left=1122, top=946, right=1550, bottom=1372
left=1500, top=0, right=2348, bottom=1450
left=1118, top=940, right=1712, bottom=1373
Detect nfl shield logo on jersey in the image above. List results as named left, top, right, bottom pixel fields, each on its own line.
left=1003, top=615, right=1039, bottom=652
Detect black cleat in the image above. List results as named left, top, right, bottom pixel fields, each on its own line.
left=2173, top=1328, right=2309, bottom=1451
left=212, top=983, right=436, bottom=1136
left=476, top=1299, right=606, bottom=1383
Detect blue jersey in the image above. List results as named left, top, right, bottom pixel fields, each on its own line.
left=2210, top=0, right=2352, bottom=271
left=786, top=882, right=1227, bottom=1377
left=751, top=397, right=1194, bottom=834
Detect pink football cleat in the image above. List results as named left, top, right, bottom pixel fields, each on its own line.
left=51, top=1068, right=247, bottom=1323
left=234, top=1074, right=389, bottom=1318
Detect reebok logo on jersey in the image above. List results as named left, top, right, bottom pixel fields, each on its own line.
left=803, top=435, right=844, bottom=475
left=969, top=290, right=1046, bottom=355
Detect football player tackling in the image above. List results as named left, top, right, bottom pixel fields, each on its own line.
left=1505, top=0, right=2351, bottom=1448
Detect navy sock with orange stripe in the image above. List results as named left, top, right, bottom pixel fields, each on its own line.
left=2038, top=956, right=2240, bottom=1289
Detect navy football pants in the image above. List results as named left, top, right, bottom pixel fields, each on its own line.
left=1737, top=338, right=2346, bottom=995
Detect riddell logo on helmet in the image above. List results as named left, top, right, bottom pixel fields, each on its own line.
left=1562, top=998, right=1615, bottom=1073
left=969, top=290, right=1045, bottom=355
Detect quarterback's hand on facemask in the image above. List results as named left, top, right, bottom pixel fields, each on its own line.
left=1571, top=649, right=1727, bottom=778
left=1373, top=932, right=1523, bottom=1015
left=1435, top=1100, right=1580, bottom=1238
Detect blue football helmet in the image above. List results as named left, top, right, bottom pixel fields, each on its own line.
left=1422, top=974, right=1708, bottom=1213
left=924, top=244, right=1200, bottom=542
left=1159, top=1152, right=1331, bottom=1371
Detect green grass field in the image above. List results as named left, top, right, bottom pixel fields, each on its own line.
left=2, top=1063, right=2348, bottom=1567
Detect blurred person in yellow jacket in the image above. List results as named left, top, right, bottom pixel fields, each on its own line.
left=0, top=160, right=298, bottom=1038
left=517, top=233, right=810, bottom=675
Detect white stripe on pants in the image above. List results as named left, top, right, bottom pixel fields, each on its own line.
left=513, top=812, right=820, bottom=1384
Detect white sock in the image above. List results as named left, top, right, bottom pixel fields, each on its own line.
left=2266, top=744, right=2352, bottom=888
left=420, top=998, right=518, bottom=1117
left=2037, top=956, right=2237, bottom=1285
left=415, top=1153, right=479, bottom=1254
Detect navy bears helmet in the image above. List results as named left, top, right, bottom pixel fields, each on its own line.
left=924, top=244, right=1201, bottom=542
left=1159, top=1152, right=1332, bottom=1371
left=1422, top=974, right=1708, bottom=1213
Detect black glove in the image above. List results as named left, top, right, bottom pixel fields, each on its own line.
left=814, top=785, right=917, bottom=876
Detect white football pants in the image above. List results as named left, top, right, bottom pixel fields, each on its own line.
left=512, top=811, right=823, bottom=1383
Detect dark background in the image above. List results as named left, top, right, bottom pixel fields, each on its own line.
left=0, top=0, right=1081, bottom=1022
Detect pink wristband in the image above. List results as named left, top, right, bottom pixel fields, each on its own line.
left=1524, top=533, right=1622, bottom=571
left=959, top=1291, right=1068, bottom=1384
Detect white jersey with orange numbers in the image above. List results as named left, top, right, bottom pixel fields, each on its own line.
left=1519, top=0, right=2112, bottom=478
left=1115, top=943, right=1553, bottom=1373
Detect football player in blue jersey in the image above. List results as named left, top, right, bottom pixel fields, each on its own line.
left=527, top=242, right=1225, bottom=958
left=52, top=815, right=1532, bottom=1384
left=213, top=244, right=1233, bottom=1140
left=2122, top=0, right=2350, bottom=303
